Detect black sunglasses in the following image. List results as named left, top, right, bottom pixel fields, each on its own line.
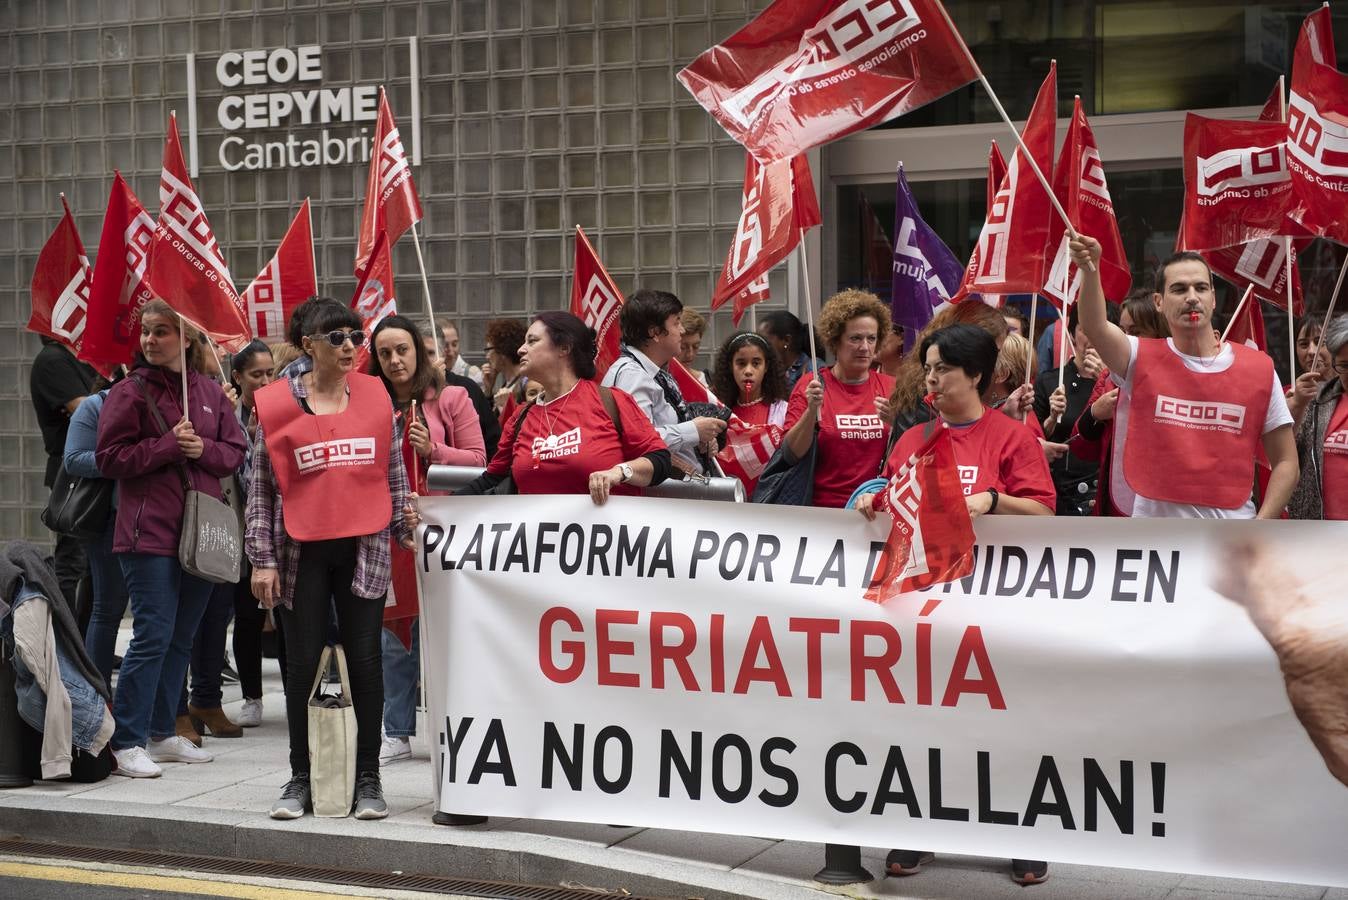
left=311, top=330, right=366, bottom=348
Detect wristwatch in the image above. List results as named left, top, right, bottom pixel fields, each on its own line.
left=618, top=463, right=634, bottom=483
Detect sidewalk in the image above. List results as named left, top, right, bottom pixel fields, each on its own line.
left=0, top=630, right=1338, bottom=899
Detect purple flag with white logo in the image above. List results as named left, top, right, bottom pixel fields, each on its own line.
left=891, top=163, right=963, bottom=351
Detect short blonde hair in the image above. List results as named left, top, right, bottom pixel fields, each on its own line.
left=269, top=342, right=300, bottom=379
left=816, top=289, right=891, bottom=352
left=680, top=308, right=706, bottom=337
left=993, top=332, right=1034, bottom=388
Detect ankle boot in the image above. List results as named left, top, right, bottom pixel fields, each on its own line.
left=175, top=714, right=203, bottom=748
left=188, top=704, right=243, bottom=738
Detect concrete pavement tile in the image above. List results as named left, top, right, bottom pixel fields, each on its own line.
left=1173, top=875, right=1327, bottom=898
left=157, top=753, right=294, bottom=783
left=67, top=774, right=232, bottom=805
left=1045, top=861, right=1186, bottom=888
left=177, top=782, right=281, bottom=814
left=1169, top=889, right=1326, bottom=900
left=735, top=839, right=843, bottom=884
left=1320, top=889, right=1348, bottom=899
left=370, top=760, right=436, bottom=798
left=492, top=817, right=644, bottom=846
left=609, top=827, right=775, bottom=870
left=385, top=800, right=436, bottom=825
left=0, top=779, right=105, bottom=799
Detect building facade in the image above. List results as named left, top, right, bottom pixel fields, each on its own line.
left=2, top=0, right=1341, bottom=542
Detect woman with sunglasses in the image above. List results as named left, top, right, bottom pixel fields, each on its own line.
left=1290, top=315, right=1348, bottom=520
left=246, top=297, right=417, bottom=821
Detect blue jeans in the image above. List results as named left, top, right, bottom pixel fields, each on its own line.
left=381, top=625, right=419, bottom=738
left=112, top=553, right=213, bottom=750
left=82, top=517, right=129, bottom=689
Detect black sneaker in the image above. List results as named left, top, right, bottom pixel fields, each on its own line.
left=352, top=770, right=388, bottom=820
left=1011, top=859, right=1049, bottom=885
left=269, top=774, right=310, bottom=820
left=885, top=849, right=934, bottom=876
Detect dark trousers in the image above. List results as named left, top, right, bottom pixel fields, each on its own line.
left=177, top=580, right=234, bottom=714
left=233, top=569, right=287, bottom=699
left=52, top=530, right=87, bottom=628
left=278, top=538, right=384, bottom=776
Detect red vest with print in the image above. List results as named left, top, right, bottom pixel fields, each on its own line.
left=1321, top=394, right=1348, bottom=520
left=253, top=372, right=393, bottom=541
left=1124, top=339, right=1271, bottom=509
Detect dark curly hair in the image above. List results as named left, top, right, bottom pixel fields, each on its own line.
left=532, top=310, right=598, bottom=381
left=484, top=318, right=527, bottom=365
left=709, top=331, right=789, bottom=408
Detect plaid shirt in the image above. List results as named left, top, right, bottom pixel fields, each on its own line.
left=244, top=359, right=412, bottom=608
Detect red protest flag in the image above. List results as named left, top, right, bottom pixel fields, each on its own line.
left=29, top=195, right=93, bottom=354
left=1042, top=97, right=1132, bottom=307
left=570, top=226, right=625, bottom=381
left=1181, top=113, right=1294, bottom=250
left=1224, top=290, right=1268, bottom=353
left=712, top=154, right=820, bottom=325
left=1293, top=3, right=1337, bottom=85
left=243, top=199, right=318, bottom=343
left=147, top=113, right=250, bottom=351
left=677, top=0, right=977, bottom=163
left=349, top=229, right=396, bottom=372
left=1287, top=25, right=1348, bottom=244
left=952, top=62, right=1057, bottom=302
left=81, top=172, right=157, bottom=375
left=355, top=87, right=423, bottom=277
left=1199, top=235, right=1307, bottom=315
left=716, top=419, right=784, bottom=494
left=986, top=140, right=1006, bottom=211
left=863, top=422, right=974, bottom=604
left=669, top=358, right=718, bottom=406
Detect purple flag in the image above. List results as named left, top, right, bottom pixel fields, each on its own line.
left=891, top=163, right=963, bottom=351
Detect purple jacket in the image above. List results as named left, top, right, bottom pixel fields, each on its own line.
left=95, top=361, right=247, bottom=556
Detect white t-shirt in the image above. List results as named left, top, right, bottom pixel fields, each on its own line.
left=1112, top=336, right=1292, bottom=519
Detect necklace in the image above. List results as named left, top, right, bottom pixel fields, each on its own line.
left=533, top=382, right=580, bottom=465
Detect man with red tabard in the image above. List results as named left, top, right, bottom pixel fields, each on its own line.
left=1070, top=235, right=1298, bottom=518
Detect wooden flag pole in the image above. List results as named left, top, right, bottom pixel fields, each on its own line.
left=1219, top=284, right=1255, bottom=343
left=1057, top=309, right=1071, bottom=390
left=306, top=198, right=319, bottom=297
left=1284, top=235, right=1297, bottom=383
left=1310, top=252, right=1348, bottom=367
left=177, top=314, right=190, bottom=413
left=797, top=229, right=820, bottom=376
left=408, top=220, right=443, bottom=360
left=1025, top=299, right=1038, bottom=400
left=928, top=10, right=1094, bottom=273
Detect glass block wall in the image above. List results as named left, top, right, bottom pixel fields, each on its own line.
left=1, top=0, right=781, bottom=543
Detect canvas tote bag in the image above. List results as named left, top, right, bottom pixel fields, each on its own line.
left=307, top=644, right=357, bottom=817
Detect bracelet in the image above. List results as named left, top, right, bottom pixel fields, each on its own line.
left=986, top=486, right=999, bottom=513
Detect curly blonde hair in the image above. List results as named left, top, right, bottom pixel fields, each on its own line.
left=816, top=289, right=891, bottom=353
left=992, top=332, right=1034, bottom=390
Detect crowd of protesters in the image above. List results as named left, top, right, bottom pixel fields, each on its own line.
left=20, top=233, right=1347, bottom=884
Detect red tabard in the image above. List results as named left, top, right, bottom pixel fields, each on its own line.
left=253, top=372, right=394, bottom=541
left=1123, top=339, right=1272, bottom=509
left=1321, top=393, right=1348, bottom=520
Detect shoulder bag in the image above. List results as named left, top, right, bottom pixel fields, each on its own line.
left=41, top=463, right=113, bottom=541
left=133, top=377, right=241, bottom=584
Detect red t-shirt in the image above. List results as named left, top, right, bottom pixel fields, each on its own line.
left=486, top=380, right=666, bottom=496
left=885, top=409, right=1056, bottom=512
left=1322, top=393, right=1348, bottom=520
left=785, top=368, right=896, bottom=508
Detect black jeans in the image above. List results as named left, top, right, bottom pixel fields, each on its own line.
left=52, top=530, right=88, bottom=627
left=177, top=580, right=234, bottom=713
left=233, top=567, right=287, bottom=699
left=278, top=538, right=384, bottom=776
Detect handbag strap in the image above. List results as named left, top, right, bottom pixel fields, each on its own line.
left=131, top=375, right=193, bottom=494
left=308, top=644, right=353, bottom=700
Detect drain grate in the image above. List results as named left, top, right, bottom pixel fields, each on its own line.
left=0, top=837, right=678, bottom=899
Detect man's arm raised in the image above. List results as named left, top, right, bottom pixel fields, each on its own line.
left=1069, top=233, right=1132, bottom=376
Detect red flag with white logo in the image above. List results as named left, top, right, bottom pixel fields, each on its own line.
left=952, top=63, right=1058, bottom=302
left=28, top=195, right=93, bottom=355
left=80, top=172, right=157, bottom=375
left=864, top=422, right=974, bottom=604
left=712, top=154, right=820, bottom=325
left=717, top=419, right=784, bottom=491
left=349, top=230, right=396, bottom=371
left=570, top=226, right=625, bottom=381
left=1287, top=14, right=1348, bottom=244
left=677, top=0, right=977, bottom=163
left=147, top=113, right=250, bottom=352
left=1042, top=98, right=1132, bottom=307
left=669, top=358, right=718, bottom=406
left=243, top=199, right=318, bottom=343
left=356, top=88, right=423, bottom=277
left=1225, top=289, right=1268, bottom=352
left=1181, top=114, right=1295, bottom=250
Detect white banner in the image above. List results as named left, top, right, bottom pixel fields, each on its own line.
left=417, top=495, right=1348, bottom=887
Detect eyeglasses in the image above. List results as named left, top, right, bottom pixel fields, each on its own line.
left=1331, top=360, right=1348, bottom=374
left=311, top=330, right=365, bottom=348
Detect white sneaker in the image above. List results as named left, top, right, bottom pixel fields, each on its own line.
left=236, top=698, right=263, bottom=728
left=379, top=735, right=412, bottom=765
left=113, top=746, right=162, bottom=778
left=147, top=735, right=214, bottom=764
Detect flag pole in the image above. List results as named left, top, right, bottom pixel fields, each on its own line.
left=797, top=229, right=819, bottom=375
left=929, top=6, right=1095, bottom=272
left=306, top=198, right=319, bottom=297
left=177, top=313, right=190, bottom=413
left=1219, top=284, right=1255, bottom=343
left=1277, top=76, right=1296, bottom=384
left=1310, top=251, right=1348, bottom=367
left=408, top=220, right=443, bottom=360
left=1057, top=308, right=1070, bottom=390
left=1025, top=298, right=1038, bottom=397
